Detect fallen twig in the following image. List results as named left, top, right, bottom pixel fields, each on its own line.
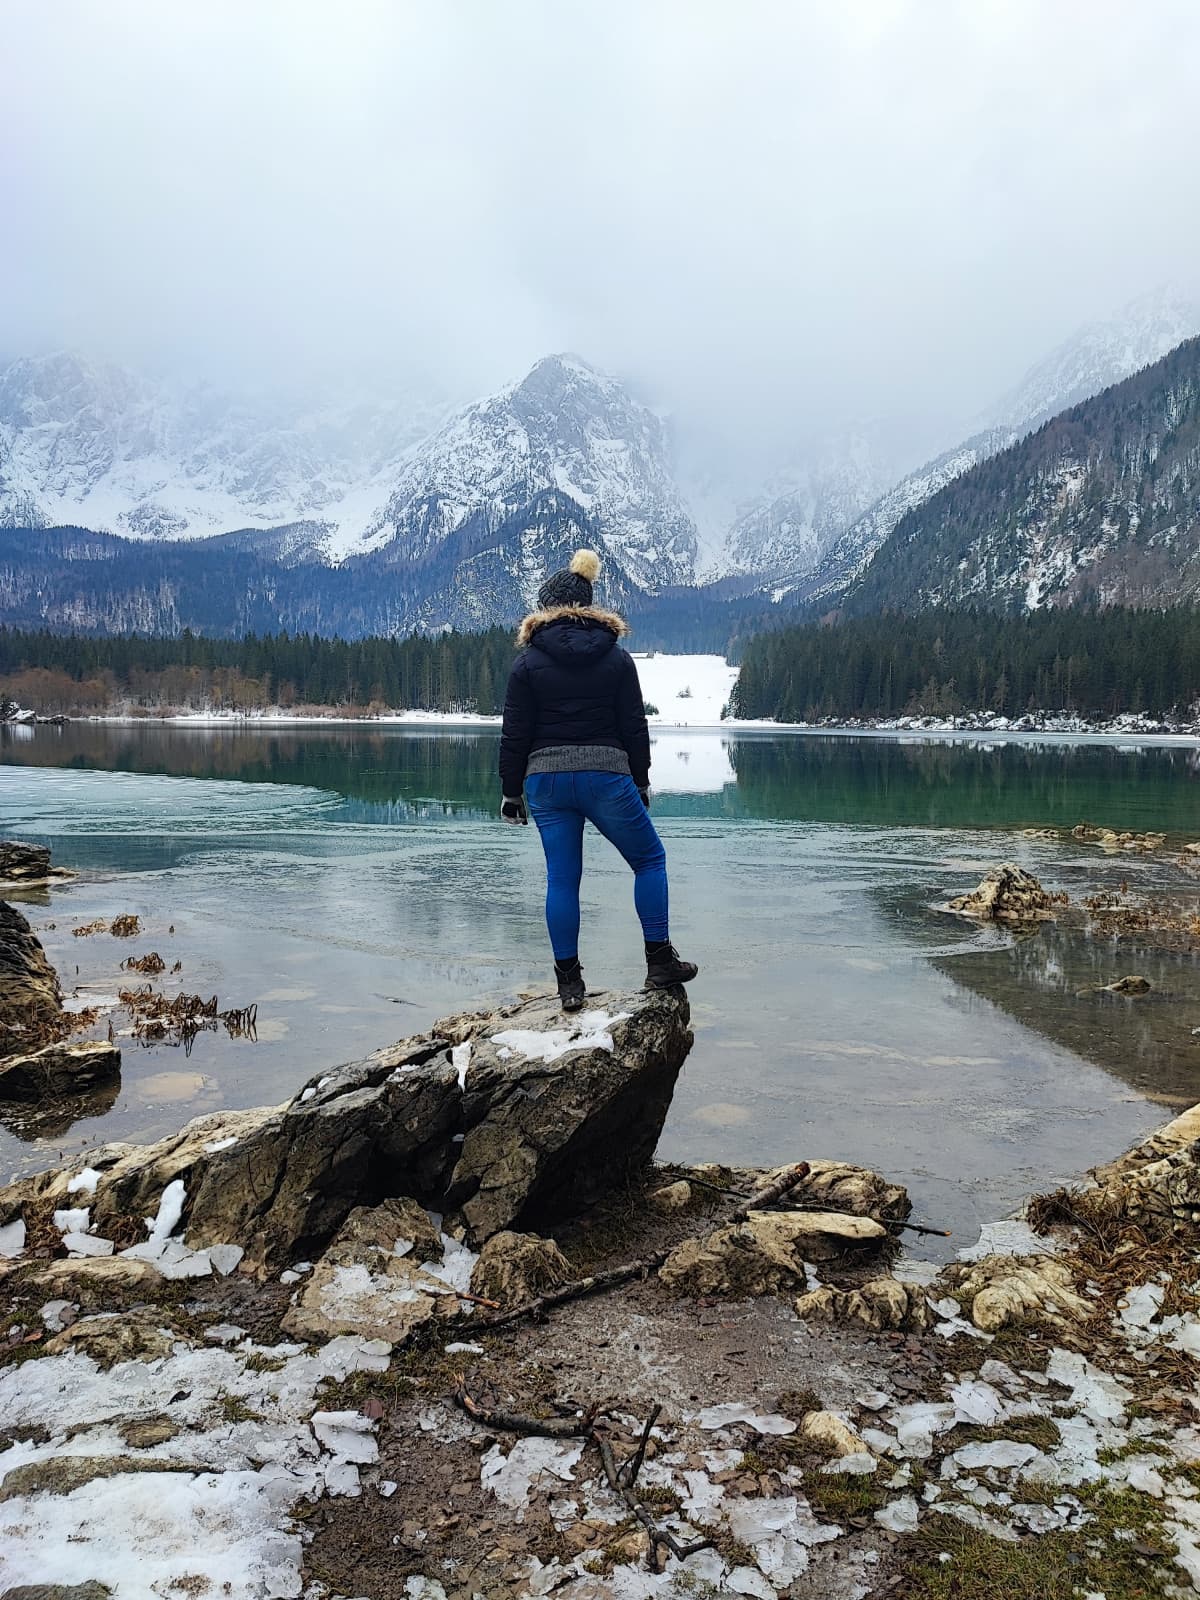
left=455, top=1384, right=594, bottom=1438
left=459, top=1255, right=670, bottom=1332
left=730, top=1161, right=812, bottom=1222
left=619, top=1402, right=660, bottom=1489
left=456, top=1383, right=712, bottom=1571
left=427, top=1286, right=501, bottom=1310
left=891, top=1219, right=952, bottom=1238
left=597, top=1432, right=714, bottom=1568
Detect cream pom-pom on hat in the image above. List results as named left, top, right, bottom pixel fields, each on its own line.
left=537, top=547, right=602, bottom=609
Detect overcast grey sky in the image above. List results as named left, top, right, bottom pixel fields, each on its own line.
left=4, top=1, right=1199, bottom=455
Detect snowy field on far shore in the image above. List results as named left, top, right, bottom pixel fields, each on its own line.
left=630, top=652, right=739, bottom=726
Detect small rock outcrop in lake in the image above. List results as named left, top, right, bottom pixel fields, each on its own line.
left=0, top=901, right=122, bottom=1122
left=0, top=1039, right=121, bottom=1101
left=0, top=839, right=72, bottom=886
left=1073, top=822, right=1167, bottom=852
left=0, top=900, right=62, bottom=1026
left=946, top=862, right=1063, bottom=923
left=1076, top=974, right=1153, bottom=998
left=0, top=987, right=693, bottom=1273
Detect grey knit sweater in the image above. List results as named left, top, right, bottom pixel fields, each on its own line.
left=523, top=743, right=632, bottom=781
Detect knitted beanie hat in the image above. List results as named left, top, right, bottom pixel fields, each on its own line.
left=537, top=548, right=601, bottom=610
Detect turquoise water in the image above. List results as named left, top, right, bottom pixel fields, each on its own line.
left=3, top=720, right=1199, bottom=1248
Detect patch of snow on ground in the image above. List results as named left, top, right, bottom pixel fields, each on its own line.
left=695, top=1403, right=797, bottom=1435
left=490, top=1010, right=630, bottom=1064
left=451, top=1041, right=471, bottom=1090
left=0, top=1219, right=25, bottom=1257
left=146, top=1179, right=187, bottom=1244
left=418, top=1232, right=478, bottom=1297
left=632, top=653, right=739, bottom=727
left=66, top=1167, right=102, bottom=1197
left=52, top=1207, right=90, bottom=1234
left=0, top=1334, right=390, bottom=1596
left=480, top=1438, right=585, bottom=1510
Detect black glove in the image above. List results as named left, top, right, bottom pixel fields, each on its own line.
left=500, top=794, right=529, bottom=826
left=638, top=786, right=650, bottom=810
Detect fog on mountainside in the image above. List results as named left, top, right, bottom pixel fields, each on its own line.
left=1, top=288, right=1198, bottom=642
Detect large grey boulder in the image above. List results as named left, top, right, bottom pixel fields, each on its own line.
left=0, top=986, right=693, bottom=1272
left=442, top=987, right=693, bottom=1242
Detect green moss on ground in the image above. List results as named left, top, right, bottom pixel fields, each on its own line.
left=896, top=1487, right=1175, bottom=1599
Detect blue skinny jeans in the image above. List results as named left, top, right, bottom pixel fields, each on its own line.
left=524, top=771, right=669, bottom=962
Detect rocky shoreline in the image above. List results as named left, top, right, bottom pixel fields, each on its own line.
left=3, top=846, right=1200, bottom=1598
left=10, top=699, right=1200, bottom=741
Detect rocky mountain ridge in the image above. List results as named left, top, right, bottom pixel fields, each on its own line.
left=2, top=290, right=1198, bottom=630
left=791, top=288, right=1200, bottom=607
left=847, top=335, right=1200, bottom=612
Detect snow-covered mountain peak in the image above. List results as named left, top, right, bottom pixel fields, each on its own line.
left=357, top=352, right=698, bottom=586
left=984, top=285, right=1200, bottom=437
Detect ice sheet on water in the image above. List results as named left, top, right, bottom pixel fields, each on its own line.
left=957, top=1220, right=1057, bottom=1262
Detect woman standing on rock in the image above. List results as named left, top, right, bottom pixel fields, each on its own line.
left=499, top=548, right=698, bottom=1012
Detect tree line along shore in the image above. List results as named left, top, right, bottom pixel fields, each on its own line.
left=2, top=605, right=1200, bottom=723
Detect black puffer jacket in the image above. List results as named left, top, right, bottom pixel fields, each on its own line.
left=498, top=606, right=651, bottom=794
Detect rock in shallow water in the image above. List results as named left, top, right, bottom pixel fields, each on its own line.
left=947, top=863, right=1062, bottom=923
left=0, top=840, right=58, bottom=883
left=0, top=900, right=61, bottom=1026
left=0, top=1040, right=120, bottom=1102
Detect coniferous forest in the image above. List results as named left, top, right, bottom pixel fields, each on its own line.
left=5, top=606, right=1200, bottom=722
left=0, top=627, right=519, bottom=716
left=730, top=607, right=1200, bottom=722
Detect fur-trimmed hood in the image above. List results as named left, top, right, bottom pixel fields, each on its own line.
left=516, top=605, right=630, bottom=649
